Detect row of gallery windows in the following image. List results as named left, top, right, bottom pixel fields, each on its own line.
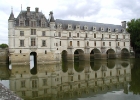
left=20, top=40, right=126, bottom=47
left=20, top=30, right=127, bottom=39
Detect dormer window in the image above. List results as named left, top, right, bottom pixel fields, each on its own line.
left=100, top=27, right=104, bottom=31
left=121, top=29, right=124, bottom=33
left=76, top=25, right=80, bottom=29
left=84, top=26, right=88, bottom=30
left=93, top=26, right=96, bottom=31
left=57, top=23, right=62, bottom=29
left=107, top=28, right=111, bottom=32
left=68, top=24, right=72, bottom=30
left=114, top=28, right=118, bottom=32
left=20, top=21, right=24, bottom=26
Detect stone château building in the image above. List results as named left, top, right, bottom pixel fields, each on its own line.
left=8, top=7, right=130, bottom=64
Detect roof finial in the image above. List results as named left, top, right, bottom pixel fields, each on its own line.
left=11, top=6, right=13, bottom=13
left=21, top=4, right=22, bottom=11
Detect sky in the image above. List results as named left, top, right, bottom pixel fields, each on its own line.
left=0, top=0, right=140, bottom=44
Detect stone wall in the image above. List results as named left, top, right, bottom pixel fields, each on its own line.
left=0, top=48, right=8, bottom=64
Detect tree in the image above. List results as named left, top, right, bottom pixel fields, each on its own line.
left=127, top=18, right=140, bottom=53
left=0, top=43, right=8, bottom=49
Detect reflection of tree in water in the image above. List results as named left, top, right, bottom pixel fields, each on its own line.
left=90, top=60, right=101, bottom=71
left=129, top=59, right=140, bottom=94
left=74, top=60, right=84, bottom=72
left=107, top=60, right=115, bottom=69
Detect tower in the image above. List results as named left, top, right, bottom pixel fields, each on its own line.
left=8, top=7, right=15, bottom=53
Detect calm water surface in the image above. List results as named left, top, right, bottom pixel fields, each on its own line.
left=0, top=59, right=140, bottom=100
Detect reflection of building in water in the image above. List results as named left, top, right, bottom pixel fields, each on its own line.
left=9, top=60, right=131, bottom=100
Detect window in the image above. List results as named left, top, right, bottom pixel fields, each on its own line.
left=42, top=23, right=45, bottom=27
left=94, top=41, right=96, bottom=46
left=118, top=42, right=120, bottom=46
left=20, top=40, right=24, bottom=47
left=21, top=80, right=25, bottom=88
left=95, top=73, right=97, bottom=78
left=124, top=69, right=126, bottom=74
left=42, top=31, right=45, bottom=36
left=31, top=38, right=36, bottom=46
left=87, top=41, right=89, bottom=46
left=116, top=35, right=118, bottom=39
left=60, top=41, right=61, bottom=46
left=70, top=41, right=72, bottom=46
left=70, top=85, right=72, bottom=89
left=69, top=32, right=71, bottom=37
left=42, top=40, right=46, bottom=46
left=45, top=50, right=47, bottom=54
left=20, top=31, right=24, bottom=36
left=20, top=50, right=22, bottom=53
left=71, top=76, right=73, bottom=81
left=44, top=89, right=47, bottom=94
left=77, top=33, right=79, bottom=37
left=32, top=91, right=38, bottom=97
left=43, top=79, right=47, bottom=86
left=78, top=75, right=80, bottom=80
left=86, top=33, right=88, bottom=38
left=123, top=35, right=125, bottom=39
left=77, top=41, right=80, bottom=46
left=109, top=35, right=111, bottom=38
left=20, top=21, right=24, bottom=26
left=22, top=91, right=26, bottom=96
left=56, top=43, right=58, bottom=46
left=102, top=34, right=103, bottom=38
left=110, top=71, right=112, bottom=76
left=31, top=21, right=36, bottom=27
left=32, top=80, right=37, bottom=88
left=103, top=42, right=105, bottom=46
left=31, top=29, right=36, bottom=35
left=94, top=34, right=96, bottom=38
left=109, top=42, right=111, bottom=46
left=58, top=32, right=61, bottom=37
left=124, top=42, right=125, bottom=46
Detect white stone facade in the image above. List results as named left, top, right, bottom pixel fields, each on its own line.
left=8, top=7, right=131, bottom=64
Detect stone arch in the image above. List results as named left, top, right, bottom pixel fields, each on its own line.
left=106, top=49, right=116, bottom=59
left=90, top=48, right=101, bottom=59
left=61, top=50, right=67, bottom=61
left=121, top=48, right=130, bottom=58
left=74, top=49, right=84, bottom=61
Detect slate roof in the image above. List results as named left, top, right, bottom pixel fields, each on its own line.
left=55, top=19, right=123, bottom=33
left=15, top=11, right=49, bottom=26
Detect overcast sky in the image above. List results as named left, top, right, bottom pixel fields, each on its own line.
left=0, top=0, right=140, bottom=44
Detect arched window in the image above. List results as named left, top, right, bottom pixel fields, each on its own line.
left=45, top=50, right=47, bottom=54
left=20, top=50, right=22, bottom=53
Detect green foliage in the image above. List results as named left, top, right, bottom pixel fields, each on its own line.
left=0, top=43, right=8, bottom=49
left=127, top=19, right=140, bottom=52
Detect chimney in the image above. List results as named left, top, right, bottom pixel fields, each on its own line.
left=121, top=21, right=126, bottom=29
left=27, top=7, right=30, bottom=12
left=35, top=7, right=39, bottom=13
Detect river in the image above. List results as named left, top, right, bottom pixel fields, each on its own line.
left=0, top=58, right=140, bottom=100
